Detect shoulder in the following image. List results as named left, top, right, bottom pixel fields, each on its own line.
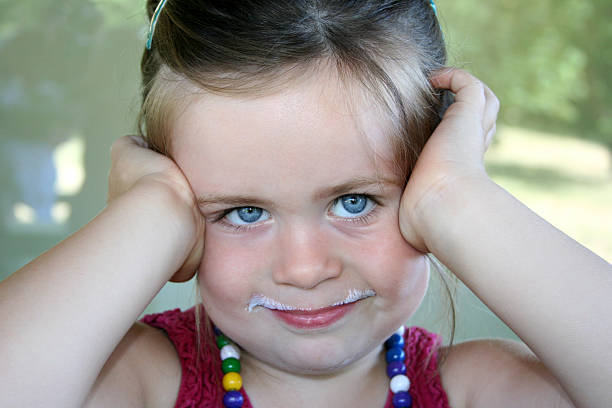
left=84, top=319, right=181, bottom=408
left=438, top=338, right=574, bottom=408
left=130, top=321, right=183, bottom=407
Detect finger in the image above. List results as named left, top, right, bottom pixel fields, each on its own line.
left=484, top=123, right=496, bottom=153
left=110, top=136, right=138, bottom=161
left=112, top=135, right=150, bottom=154
left=114, top=134, right=139, bottom=148
left=128, top=134, right=150, bottom=149
left=482, top=84, right=500, bottom=140
left=431, top=68, right=486, bottom=116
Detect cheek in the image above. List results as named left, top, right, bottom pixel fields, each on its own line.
left=197, top=229, right=269, bottom=308
left=349, top=222, right=429, bottom=301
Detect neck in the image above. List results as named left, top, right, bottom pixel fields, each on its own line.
left=241, top=343, right=389, bottom=408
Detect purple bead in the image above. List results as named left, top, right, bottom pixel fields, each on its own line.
left=223, top=390, right=244, bottom=408
left=385, top=347, right=406, bottom=364
left=392, top=391, right=412, bottom=407
left=385, top=333, right=405, bottom=350
left=386, top=361, right=407, bottom=378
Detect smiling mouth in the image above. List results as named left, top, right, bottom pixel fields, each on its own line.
left=246, top=288, right=376, bottom=312
left=272, top=302, right=360, bottom=329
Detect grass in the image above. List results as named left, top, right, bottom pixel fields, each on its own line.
left=485, top=126, right=612, bottom=263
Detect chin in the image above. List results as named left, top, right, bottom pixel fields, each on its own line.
left=249, top=330, right=383, bottom=376
left=279, top=350, right=369, bottom=375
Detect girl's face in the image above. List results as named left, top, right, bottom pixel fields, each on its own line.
left=171, top=71, right=429, bottom=375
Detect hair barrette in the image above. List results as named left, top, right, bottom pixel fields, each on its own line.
left=146, top=0, right=169, bottom=50
left=429, top=0, right=438, bottom=16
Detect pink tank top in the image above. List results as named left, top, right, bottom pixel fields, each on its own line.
left=141, top=307, right=450, bottom=408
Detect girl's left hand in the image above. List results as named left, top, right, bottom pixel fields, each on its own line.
left=399, top=69, right=499, bottom=252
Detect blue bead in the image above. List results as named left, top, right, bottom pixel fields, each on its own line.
left=392, top=391, right=412, bottom=407
left=386, top=361, right=407, bottom=378
left=385, top=347, right=406, bottom=364
left=223, top=390, right=244, bottom=408
left=384, top=333, right=405, bottom=350
left=213, top=325, right=222, bottom=336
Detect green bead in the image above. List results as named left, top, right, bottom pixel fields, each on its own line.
left=222, top=357, right=241, bottom=374
left=216, top=334, right=231, bottom=349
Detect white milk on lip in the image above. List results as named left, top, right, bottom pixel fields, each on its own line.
left=246, top=289, right=376, bottom=312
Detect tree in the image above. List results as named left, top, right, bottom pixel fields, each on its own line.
left=438, top=0, right=612, bottom=153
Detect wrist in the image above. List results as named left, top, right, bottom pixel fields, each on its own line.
left=110, top=179, right=201, bottom=272
left=412, top=173, right=495, bottom=255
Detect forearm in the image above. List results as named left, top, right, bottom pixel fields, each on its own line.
left=419, top=176, right=612, bottom=407
left=0, top=182, right=197, bottom=407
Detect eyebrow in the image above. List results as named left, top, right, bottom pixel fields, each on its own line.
left=196, top=176, right=400, bottom=208
left=311, top=176, right=400, bottom=201
left=197, top=194, right=274, bottom=208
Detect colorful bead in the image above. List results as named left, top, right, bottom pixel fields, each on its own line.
left=222, top=357, right=241, bottom=374
left=213, top=327, right=244, bottom=407
left=386, top=361, right=407, bottom=378
left=385, top=347, right=406, bottom=363
left=214, top=325, right=411, bottom=407
left=223, top=390, right=244, bottom=408
left=222, top=390, right=244, bottom=408
left=222, top=372, right=243, bottom=391
left=384, top=333, right=405, bottom=350
left=390, top=374, right=410, bottom=393
left=220, top=344, right=241, bottom=360
left=392, top=391, right=412, bottom=407
left=217, top=334, right=231, bottom=349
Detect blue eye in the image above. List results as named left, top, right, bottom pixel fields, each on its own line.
left=330, top=194, right=375, bottom=218
left=341, top=195, right=367, bottom=213
left=225, top=207, right=270, bottom=225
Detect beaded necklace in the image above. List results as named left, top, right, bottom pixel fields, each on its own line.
left=214, top=326, right=413, bottom=408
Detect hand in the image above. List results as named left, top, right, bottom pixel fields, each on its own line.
left=399, top=69, right=499, bottom=252
left=108, top=135, right=204, bottom=281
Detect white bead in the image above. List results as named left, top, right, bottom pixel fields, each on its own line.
left=390, top=374, right=410, bottom=393
left=395, top=326, right=405, bottom=337
left=220, top=344, right=241, bottom=360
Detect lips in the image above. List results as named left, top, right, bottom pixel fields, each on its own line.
left=246, top=289, right=376, bottom=330
left=270, top=302, right=357, bottom=329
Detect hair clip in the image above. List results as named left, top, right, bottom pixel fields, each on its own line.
left=146, top=0, right=169, bottom=50
left=429, top=0, right=438, bottom=16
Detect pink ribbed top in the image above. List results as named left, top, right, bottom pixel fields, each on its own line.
left=141, top=307, right=450, bottom=408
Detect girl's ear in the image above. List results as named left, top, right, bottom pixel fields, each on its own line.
left=169, top=268, right=197, bottom=282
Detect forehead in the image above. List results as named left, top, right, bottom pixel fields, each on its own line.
left=170, top=71, right=400, bottom=197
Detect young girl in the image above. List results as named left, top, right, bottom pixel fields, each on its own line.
left=1, top=1, right=610, bottom=407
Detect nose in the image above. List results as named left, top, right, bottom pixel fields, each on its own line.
left=272, top=223, right=342, bottom=289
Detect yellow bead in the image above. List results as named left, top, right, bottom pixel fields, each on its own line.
left=222, top=372, right=242, bottom=391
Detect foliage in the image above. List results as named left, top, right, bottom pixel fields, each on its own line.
left=438, top=0, right=612, bottom=151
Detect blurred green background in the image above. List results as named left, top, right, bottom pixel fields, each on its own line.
left=1, top=0, right=610, bottom=343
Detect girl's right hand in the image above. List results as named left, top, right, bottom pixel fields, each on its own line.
left=108, top=135, right=204, bottom=281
